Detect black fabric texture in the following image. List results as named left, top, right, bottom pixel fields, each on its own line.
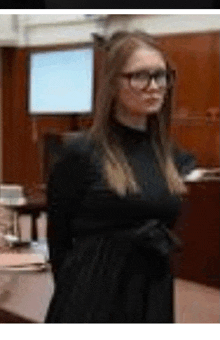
left=45, top=117, right=196, bottom=323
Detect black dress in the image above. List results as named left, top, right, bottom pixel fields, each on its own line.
left=45, top=117, right=196, bottom=323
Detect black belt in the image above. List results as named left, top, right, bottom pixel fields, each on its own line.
left=72, top=218, right=183, bottom=256
left=116, top=219, right=183, bottom=256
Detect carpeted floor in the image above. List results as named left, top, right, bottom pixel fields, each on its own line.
left=0, top=277, right=219, bottom=323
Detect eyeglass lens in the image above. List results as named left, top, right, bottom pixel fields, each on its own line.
left=130, top=70, right=171, bottom=90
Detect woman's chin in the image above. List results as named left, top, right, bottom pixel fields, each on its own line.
left=145, top=106, right=162, bottom=114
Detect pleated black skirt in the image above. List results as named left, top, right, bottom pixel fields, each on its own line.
left=45, top=236, right=174, bottom=323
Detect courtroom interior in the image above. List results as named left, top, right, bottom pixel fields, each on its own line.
left=0, top=14, right=219, bottom=324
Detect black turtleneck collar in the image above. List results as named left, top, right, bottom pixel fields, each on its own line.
left=110, top=115, right=151, bottom=144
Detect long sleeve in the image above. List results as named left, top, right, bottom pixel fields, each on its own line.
left=47, top=149, right=85, bottom=281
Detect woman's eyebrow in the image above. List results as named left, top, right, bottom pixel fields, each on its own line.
left=125, top=67, right=167, bottom=74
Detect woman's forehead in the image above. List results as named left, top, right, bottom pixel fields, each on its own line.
left=123, top=47, right=166, bottom=72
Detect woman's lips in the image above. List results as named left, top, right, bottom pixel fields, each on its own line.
left=145, top=97, right=161, bottom=104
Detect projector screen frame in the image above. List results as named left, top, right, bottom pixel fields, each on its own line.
left=26, top=42, right=95, bottom=117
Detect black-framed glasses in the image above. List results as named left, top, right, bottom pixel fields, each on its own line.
left=119, top=69, right=175, bottom=91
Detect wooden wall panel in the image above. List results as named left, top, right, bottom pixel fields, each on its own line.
left=171, top=120, right=219, bottom=167
left=172, top=181, right=219, bottom=288
left=27, top=116, right=77, bottom=187
left=157, top=32, right=219, bottom=116
left=2, top=48, right=80, bottom=189
left=157, top=32, right=219, bottom=167
left=2, top=48, right=17, bottom=184
left=93, top=39, right=106, bottom=111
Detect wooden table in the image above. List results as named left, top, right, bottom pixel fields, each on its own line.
left=172, top=180, right=219, bottom=288
left=0, top=241, right=54, bottom=323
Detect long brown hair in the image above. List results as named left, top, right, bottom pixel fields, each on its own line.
left=87, top=30, right=187, bottom=198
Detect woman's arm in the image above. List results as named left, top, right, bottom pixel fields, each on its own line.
left=47, top=150, right=84, bottom=282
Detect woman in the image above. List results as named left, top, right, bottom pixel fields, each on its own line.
left=45, top=31, right=196, bottom=323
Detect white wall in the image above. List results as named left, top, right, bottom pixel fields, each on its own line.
left=0, top=14, right=19, bottom=46
left=106, top=14, right=220, bottom=36
left=14, top=14, right=220, bottom=47
left=0, top=14, right=219, bottom=48
left=17, top=14, right=107, bottom=47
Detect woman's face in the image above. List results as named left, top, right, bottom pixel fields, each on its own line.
left=117, top=46, right=167, bottom=116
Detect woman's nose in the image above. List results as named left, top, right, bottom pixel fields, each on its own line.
left=147, top=78, right=159, bottom=90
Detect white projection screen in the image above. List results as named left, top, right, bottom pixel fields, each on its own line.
left=28, top=46, right=94, bottom=115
